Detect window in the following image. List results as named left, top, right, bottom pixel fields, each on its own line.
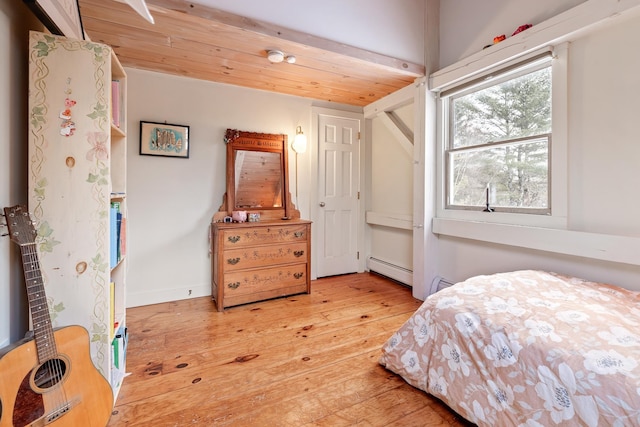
left=443, top=55, right=552, bottom=214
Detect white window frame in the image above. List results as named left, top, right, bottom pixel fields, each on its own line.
left=435, top=44, right=568, bottom=229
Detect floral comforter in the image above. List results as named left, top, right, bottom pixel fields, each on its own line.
left=379, top=270, right=640, bottom=427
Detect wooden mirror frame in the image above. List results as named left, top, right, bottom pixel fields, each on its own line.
left=214, top=129, right=299, bottom=222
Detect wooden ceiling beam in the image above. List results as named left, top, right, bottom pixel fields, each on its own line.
left=79, top=0, right=422, bottom=106
left=84, top=25, right=407, bottom=102
left=146, top=0, right=425, bottom=78
left=83, top=16, right=412, bottom=91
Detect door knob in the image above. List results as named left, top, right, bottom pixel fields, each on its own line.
left=319, top=202, right=325, bottom=207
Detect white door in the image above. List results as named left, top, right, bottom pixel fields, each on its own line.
left=316, top=114, right=361, bottom=277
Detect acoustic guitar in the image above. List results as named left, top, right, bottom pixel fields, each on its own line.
left=0, top=205, right=113, bottom=426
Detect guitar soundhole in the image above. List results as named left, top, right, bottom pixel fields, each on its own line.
left=33, top=358, right=68, bottom=390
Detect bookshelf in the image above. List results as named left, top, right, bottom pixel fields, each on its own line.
left=27, top=31, right=128, bottom=400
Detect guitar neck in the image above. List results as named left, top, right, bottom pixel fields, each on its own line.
left=20, top=242, right=58, bottom=362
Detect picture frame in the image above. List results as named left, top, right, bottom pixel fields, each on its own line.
left=139, top=121, right=190, bottom=159
left=24, top=0, right=85, bottom=40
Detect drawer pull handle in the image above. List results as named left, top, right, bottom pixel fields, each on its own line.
left=227, top=257, right=240, bottom=265
left=294, top=231, right=304, bottom=238
left=294, top=272, right=304, bottom=279
left=228, top=282, right=240, bottom=289
left=294, top=250, right=304, bottom=258
left=228, top=235, right=241, bottom=244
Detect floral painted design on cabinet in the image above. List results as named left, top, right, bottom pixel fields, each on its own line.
left=28, top=31, right=127, bottom=393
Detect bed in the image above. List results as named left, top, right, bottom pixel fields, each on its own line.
left=379, top=270, right=640, bottom=427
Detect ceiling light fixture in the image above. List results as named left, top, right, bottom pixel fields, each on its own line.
left=267, top=50, right=296, bottom=64
left=267, top=50, right=285, bottom=63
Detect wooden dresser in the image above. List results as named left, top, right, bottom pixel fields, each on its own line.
left=211, top=219, right=311, bottom=311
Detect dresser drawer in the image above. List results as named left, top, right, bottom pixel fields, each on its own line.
left=222, top=242, right=308, bottom=271
left=221, top=224, right=309, bottom=249
left=223, top=263, right=307, bottom=298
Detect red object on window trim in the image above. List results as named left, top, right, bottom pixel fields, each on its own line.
left=512, top=24, right=533, bottom=36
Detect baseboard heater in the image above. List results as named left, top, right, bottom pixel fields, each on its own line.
left=367, top=257, right=413, bottom=286
left=429, top=276, right=456, bottom=295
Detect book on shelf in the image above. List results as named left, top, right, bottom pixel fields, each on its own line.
left=120, top=217, right=127, bottom=258
left=110, top=200, right=126, bottom=267
left=110, top=281, right=115, bottom=340
left=111, top=325, right=127, bottom=387
left=111, top=324, right=128, bottom=370
left=116, top=211, right=122, bottom=261
left=111, top=80, right=120, bottom=128
left=110, top=206, right=118, bottom=268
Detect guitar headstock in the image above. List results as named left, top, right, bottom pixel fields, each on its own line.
left=3, top=205, right=37, bottom=246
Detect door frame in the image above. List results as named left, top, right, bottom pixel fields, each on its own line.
left=310, top=106, right=366, bottom=280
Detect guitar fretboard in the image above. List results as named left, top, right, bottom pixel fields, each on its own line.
left=21, top=242, right=58, bottom=362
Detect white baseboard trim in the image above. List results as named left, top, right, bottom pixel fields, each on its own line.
left=127, top=283, right=210, bottom=308
left=367, top=257, right=413, bottom=286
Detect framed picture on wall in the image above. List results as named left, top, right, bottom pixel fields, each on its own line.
left=24, top=0, right=85, bottom=40
left=139, top=121, right=190, bottom=159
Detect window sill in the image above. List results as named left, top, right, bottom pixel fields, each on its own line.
left=432, top=217, right=640, bottom=266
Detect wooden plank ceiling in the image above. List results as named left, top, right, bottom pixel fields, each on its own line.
left=77, top=0, right=425, bottom=107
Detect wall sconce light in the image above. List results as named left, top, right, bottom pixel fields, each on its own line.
left=292, top=126, right=307, bottom=204
left=292, top=126, right=307, bottom=153
left=267, top=50, right=297, bottom=64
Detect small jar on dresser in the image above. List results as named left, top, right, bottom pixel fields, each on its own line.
left=210, top=219, right=311, bottom=311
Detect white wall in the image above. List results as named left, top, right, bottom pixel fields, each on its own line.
left=369, top=103, right=414, bottom=270
left=191, top=0, right=425, bottom=64
left=126, top=69, right=322, bottom=306
left=432, top=1, right=640, bottom=292
left=567, top=20, right=640, bottom=236
left=0, top=0, right=44, bottom=346
left=439, top=0, right=586, bottom=68
left=124, top=1, right=428, bottom=307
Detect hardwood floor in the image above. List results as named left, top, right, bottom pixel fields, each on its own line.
left=108, top=273, right=474, bottom=426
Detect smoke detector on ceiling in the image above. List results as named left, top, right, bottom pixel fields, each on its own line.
left=267, top=50, right=296, bottom=64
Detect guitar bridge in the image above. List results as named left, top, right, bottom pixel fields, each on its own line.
left=30, top=397, right=80, bottom=427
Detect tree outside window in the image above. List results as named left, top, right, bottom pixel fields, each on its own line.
left=446, top=64, right=552, bottom=214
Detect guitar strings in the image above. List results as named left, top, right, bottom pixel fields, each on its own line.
left=23, top=241, right=70, bottom=416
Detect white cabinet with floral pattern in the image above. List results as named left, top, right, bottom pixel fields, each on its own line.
left=27, top=31, right=127, bottom=400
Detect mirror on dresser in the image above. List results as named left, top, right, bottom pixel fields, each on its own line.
left=214, top=129, right=299, bottom=221
left=210, top=129, right=311, bottom=311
